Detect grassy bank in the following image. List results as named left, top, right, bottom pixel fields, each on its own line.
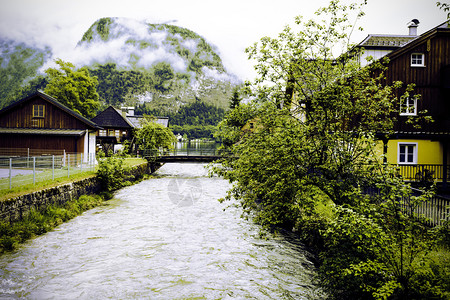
left=0, top=157, right=150, bottom=254
left=0, top=194, right=106, bottom=253
left=0, top=158, right=146, bottom=202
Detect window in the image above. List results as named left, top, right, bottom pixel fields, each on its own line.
left=411, top=53, right=424, bottom=67
left=33, top=105, right=45, bottom=118
left=99, top=130, right=107, bottom=136
left=398, top=143, right=417, bottom=164
left=400, top=96, right=417, bottom=116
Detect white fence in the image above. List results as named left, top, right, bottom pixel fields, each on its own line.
left=0, top=153, right=96, bottom=190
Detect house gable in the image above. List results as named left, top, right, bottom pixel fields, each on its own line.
left=0, top=90, right=100, bottom=130
left=91, top=106, right=134, bottom=129
left=382, top=20, right=450, bottom=133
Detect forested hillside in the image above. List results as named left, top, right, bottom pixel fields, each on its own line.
left=136, top=100, right=226, bottom=139
left=0, top=40, right=50, bottom=108
left=0, top=18, right=240, bottom=116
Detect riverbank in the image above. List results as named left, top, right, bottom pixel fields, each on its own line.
left=0, top=163, right=325, bottom=298
left=0, top=159, right=161, bottom=253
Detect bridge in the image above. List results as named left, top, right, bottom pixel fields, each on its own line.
left=141, top=149, right=227, bottom=163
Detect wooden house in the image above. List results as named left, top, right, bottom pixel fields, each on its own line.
left=362, top=20, right=450, bottom=185
left=91, top=106, right=135, bottom=153
left=0, top=91, right=100, bottom=160
left=91, top=106, right=169, bottom=154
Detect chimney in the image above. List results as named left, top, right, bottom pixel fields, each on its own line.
left=408, top=19, right=420, bottom=36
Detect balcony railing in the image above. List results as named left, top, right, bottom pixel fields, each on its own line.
left=395, top=164, right=448, bottom=183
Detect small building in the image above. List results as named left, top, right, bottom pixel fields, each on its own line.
left=91, top=106, right=135, bottom=153
left=0, top=90, right=100, bottom=160
left=91, top=106, right=169, bottom=154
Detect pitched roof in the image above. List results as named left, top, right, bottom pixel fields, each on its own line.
left=0, top=90, right=101, bottom=130
left=91, top=106, right=134, bottom=128
left=386, top=20, right=450, bottom=60
left=358, top=34, right=417, bottom=49
left=127, top=115, right=169, bottom=128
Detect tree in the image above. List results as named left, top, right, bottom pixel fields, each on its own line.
left=135, top=116, right=177, bottom=152
left=212, top=1, right=448, bottom=298
left=152, top=62, right=174, bottom=92
left=229, top=87, right=241, bottom=109
left=44, top=59, right=100, bottom=118
left=437, top=2, right=450, bottom=19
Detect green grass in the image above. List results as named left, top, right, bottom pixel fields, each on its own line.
left=0, top=158, right=147, bottom=202
left=0, top=194, right=106, bottom=253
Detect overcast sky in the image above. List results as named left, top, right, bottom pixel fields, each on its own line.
left=0, top=0, right=442, bottom=80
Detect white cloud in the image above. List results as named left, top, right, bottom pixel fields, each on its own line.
left=0, top=0, right=441, bottom=80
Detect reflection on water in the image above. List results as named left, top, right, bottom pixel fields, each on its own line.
left=0, top=163, right=325, bottom=299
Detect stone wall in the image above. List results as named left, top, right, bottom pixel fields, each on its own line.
left=0, top=161, right=161, bottom=223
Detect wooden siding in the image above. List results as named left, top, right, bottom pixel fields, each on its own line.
left=383, top=31, right=450, bottom=133
left=0, top=96, right=91, bottom=130
left=0, top=134, right=80, bottom=153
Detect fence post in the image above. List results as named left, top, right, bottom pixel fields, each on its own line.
left=68, top=154, right=70, bottom=178
left=52, top=155, right=55, bottom=180
left=33, top=157, right=36, bottom=185
left=9, top=158, right=12, bottom=189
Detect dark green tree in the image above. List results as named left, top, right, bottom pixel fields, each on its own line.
left=229, top=87, right=241, bottom=109
left=44, top=59, right=100, bottom=118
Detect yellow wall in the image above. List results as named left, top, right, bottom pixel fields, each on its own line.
left=384, top=139, right=443, bottom=165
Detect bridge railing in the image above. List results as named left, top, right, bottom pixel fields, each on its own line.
left=141, top=148, right=231, bottom=158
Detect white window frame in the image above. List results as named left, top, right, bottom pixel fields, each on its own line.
left=400, top=96, right=418, bottom=116
left=398, top=142, right=418, bottom=165
left=411, top=53, right=425, bottom=67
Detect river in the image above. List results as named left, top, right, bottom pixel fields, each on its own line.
left=0, top=163, right=324, bottom=299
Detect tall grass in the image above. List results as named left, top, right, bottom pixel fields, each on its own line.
left=0, top=194, right=105, bottom=253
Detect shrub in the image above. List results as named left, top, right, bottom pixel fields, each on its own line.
left=96, top=155, right=130, bottom=192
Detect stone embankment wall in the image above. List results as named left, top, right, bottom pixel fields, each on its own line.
left=0, top=162, right=160, bottom=223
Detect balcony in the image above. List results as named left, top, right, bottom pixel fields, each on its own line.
left=395, top=164, right=449, bottom=184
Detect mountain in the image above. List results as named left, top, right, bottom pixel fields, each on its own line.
left=0, top=17, right=240, bottom=111
left=0, top=39, right=50, bottom=108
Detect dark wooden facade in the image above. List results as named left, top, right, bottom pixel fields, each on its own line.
left=91, top=106, right=134, bottom=153
left=382, top=21, right=450, bottom=133
left=373, top=21, right=450, bottom=187
left=0, top=91, right=100, bottom=155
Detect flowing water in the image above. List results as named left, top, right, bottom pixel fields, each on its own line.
left=0, top=163, right=324, bottom=299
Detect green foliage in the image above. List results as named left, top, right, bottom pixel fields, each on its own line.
left=134, top=116, right=177, bottom=151
left=0, top=41, right=48, bottom=108
left=0, top=195, right=104, bottom=253
left=88, top=63, right=152, bottom=106
left=229, top=87, right=241, bottom=109
left=81, top=17, right=113, bottom=42
left=138, top=100, right=225, bottom=127
left=44, top=59, right=100, bottom=118
left=152, top=62, right=175, bottom=92
left=138, top=100, right=226, bottom=139
left=214, top=102, right=258, bottom=146
left=96, top=154, right=131, bottom=192
left=437, top=2, right=450, bottom=19
left=170, top=124, right=217, bottom=140
left=211, top=1, right=450, bottom=298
